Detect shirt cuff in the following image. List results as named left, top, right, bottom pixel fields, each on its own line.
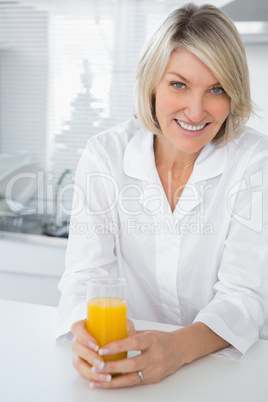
left=55, top=302, right=87, bottom=342
left=193, top=312, right=254, bottom=360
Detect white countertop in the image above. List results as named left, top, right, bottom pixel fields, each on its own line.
left=0, top=299, right=267, bottom=402
left=0, top=230, right=68, bottom=247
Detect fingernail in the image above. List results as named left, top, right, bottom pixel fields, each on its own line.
left=99, top=348, right=109, bottom=356
left=88, top=341, right=99, bottom=352
left=98, top=374, right=112, bottom=382
left=93, top=358, right=105, bottom=370
left=89, top=381, right=101, bottom=389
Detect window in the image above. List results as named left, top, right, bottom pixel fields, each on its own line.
left=0, top=0, right=188, bottom=216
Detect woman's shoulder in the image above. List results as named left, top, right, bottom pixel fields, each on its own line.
left=85, top=117, right=144, bottom=154
left=233, top=126, right=268, bottom=151
left=224, top=126, right=268, bottom=174
left=223, top=126, right=268, bottom=164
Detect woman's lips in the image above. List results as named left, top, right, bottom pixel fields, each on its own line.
left=174, top=119, right=209, bottom=137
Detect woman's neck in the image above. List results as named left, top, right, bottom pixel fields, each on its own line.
left=153, top=135, right=202, bottom=212
left=153, top=134, right=201, bottom=178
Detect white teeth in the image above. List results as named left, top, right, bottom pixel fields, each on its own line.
left=176, top=120, right=206, bottom=131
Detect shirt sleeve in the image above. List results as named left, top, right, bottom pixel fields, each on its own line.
left=194, top=140, right=268, bottom=359
left=55, top=139, right=119, bottom=341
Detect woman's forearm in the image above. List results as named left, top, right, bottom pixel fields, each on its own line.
left=172, top=322, right=230, bottom=365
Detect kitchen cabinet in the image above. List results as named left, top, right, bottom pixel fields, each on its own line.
left=0, top=232, right=67, bottom=306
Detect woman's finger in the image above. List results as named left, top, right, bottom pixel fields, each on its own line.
left=72, top=337, right=104, bottom=369
left=127, top=319, right=136, bottom=336
left=98, top=331, right=151, bottom=358
left=72, top=336, right=113, bottom=383
left=90, top=371, right=144, bottom=389
left=92, top=351, right=148, bottom=377
left=72, top=354, right=112, bottom=383
left=91, top=332, right=158, bottom=377
left=71, top=320, right=99, bottom=351
left=71, top=319, right=114, bottom=383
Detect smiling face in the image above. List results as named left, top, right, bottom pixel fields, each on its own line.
left=154, top=47, right=231, bottom=158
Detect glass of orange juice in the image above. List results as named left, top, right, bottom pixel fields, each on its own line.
left=86, top=277, right=127, bottom=361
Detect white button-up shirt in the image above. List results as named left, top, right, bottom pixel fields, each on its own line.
left=56, top=117, right=268, bottom=359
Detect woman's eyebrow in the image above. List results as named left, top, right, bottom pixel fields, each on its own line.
left=166, top=72, right=190, bottom=83
left=166, top=71, right=220, bottom=87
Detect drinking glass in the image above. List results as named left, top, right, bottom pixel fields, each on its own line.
left=86, top=277, right=127, bottom=361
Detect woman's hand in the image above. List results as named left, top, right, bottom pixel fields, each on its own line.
left=71, top=320, right=111, bottom=384
left=92, top=329, right=185, bottom=388
left=71, top=319, right=230, bottom=389
left=72, top=322, right=185, bottom=389
left=72, top=319, right=229, bottom=389
left=71, top=318, right=137, bottom=386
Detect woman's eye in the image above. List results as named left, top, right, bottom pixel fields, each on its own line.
left=211, top=87, right=224, bottom=94
left=172, top=82, right=186, bottom=89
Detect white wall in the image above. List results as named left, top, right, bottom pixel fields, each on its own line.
left=245, top=43, right=268, bottom=135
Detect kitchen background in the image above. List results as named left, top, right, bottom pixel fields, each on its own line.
left=0, top=0, right=267, bottom=307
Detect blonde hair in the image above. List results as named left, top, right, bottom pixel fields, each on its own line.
left=134, top=3, right=254, bottom=144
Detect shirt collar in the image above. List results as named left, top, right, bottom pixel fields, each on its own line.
left=124, top=126, right=156, bottom=182
left=124, top=126, right=228, bottom=183
left=190, top=141, right=228, bottom=183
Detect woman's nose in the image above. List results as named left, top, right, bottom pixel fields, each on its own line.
left=184, top=93, right=206, bottom=123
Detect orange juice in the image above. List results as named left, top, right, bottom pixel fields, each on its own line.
left=86, top=297, right=127, bottom=361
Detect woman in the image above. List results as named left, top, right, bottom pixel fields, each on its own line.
left=56, top=3, right=268, bottom=388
